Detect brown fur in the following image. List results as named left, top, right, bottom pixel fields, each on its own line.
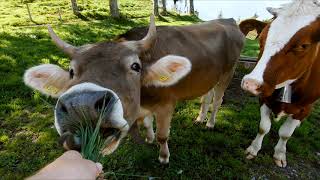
left=29, top=19, right=245, bottom=163
left=249, top=18, right=320, bottom=120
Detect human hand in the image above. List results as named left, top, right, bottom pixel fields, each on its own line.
left=28, top=150, right=103, bottom=180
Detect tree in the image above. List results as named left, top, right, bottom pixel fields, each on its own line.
left=71, top=0, right=81, bottom=16
left=218, top=10, right=223, bottom=18
left=189, top=0, right=194, bottom=14
left=109, top=0, right=120, bottom=18
left=161, top=0, right=167, bottom=14
left=154, top=0, right=159, bottom=16
left=252, top=13, right=259, bottom=19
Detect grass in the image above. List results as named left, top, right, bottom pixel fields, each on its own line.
left=0, top=0, right=319, bottom=179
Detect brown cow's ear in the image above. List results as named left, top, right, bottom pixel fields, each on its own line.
left=142, top=55, right=192, bottom=87
left=24, top=64, right=70, bottom=98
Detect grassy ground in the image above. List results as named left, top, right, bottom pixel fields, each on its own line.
left=0, top=0, right=319, bottom=179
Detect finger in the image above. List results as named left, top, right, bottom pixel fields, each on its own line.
left=59, top=150, right=82, bottom=160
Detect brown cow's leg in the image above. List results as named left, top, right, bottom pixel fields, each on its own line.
left=195, top=89, right=214, bottom=123
left=206, top=67, right=235, bottom=128
left=245, top=104, right=272, bottom=159
left=274, top=116, right=301, bottom=168
left=154, top=103, right=175, bottom=164
left=143, top=115, right=155, bottom=143
left=206, top=86, right=224, bottom=128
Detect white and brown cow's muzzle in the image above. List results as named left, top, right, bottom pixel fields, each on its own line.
left=54, top=82, right=129, bottom=155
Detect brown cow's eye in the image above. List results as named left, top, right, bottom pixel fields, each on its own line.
left=69, top=69, right=74, bottom=79
left=131, top=63, right=141, bottom=72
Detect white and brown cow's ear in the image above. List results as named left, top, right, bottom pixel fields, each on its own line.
left=142, top=55, right=192, bottom=87
left=24, top=64, right=70, bottom=98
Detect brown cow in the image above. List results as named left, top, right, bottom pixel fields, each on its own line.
left=24, top=16, right=245, bottom=164
left=116, top=26, right=234, bottom=133
left=241, top=0, right=320, bottom=167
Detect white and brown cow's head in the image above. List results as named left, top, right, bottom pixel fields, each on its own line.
left=242, top=0, right=320, bottom=97
left=24, top=16, right=192, bottom=154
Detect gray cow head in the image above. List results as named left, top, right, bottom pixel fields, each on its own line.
left=24, top=16, right=192, bottom=154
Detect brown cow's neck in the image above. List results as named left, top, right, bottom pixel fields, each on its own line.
left=291, top=51, right=320, bottom=105
left=264, top=50, right=320, bottom=120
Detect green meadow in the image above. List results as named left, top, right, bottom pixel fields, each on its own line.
left=0, top=0, right=319, bottom=179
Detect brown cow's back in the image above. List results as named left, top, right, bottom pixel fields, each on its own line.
left=118, top=19, right=245, bottom=107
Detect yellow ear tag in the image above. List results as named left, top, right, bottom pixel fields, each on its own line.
left=159, top=75, right=169, bottom=82
left=44, top=85, right=59, bottom=95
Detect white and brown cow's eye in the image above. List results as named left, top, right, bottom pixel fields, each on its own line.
left=69, top=68, right=74, bottom=79
left=294, top=43, right=311, bottom=52
left=131, top=63, right=141, bottom=72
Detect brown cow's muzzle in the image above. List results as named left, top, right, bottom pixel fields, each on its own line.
left=54, top=82, right=129, bottom=154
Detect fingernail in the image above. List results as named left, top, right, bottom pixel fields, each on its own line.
left=96, top=163, right=103, bottom=173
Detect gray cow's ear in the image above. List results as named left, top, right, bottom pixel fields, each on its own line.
left=142, top=55, right=192, bottom=87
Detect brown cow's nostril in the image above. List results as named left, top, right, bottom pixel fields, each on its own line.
left=94, top=95, right=112, bottom=112
left=60, top=103, right=68, bottom=114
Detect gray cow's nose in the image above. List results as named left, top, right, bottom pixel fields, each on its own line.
left=56, top=90, right=115, bottom=121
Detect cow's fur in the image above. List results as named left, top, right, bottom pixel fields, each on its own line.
left=240, top=0, right=320, bottom=167
left=24, top=18, right=245, bottom=163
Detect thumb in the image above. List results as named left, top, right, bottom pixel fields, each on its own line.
left=95, top=162, right=103, bottom=174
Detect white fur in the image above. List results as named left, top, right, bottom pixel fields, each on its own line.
left=281, top=84, right=292, bottom=103
left=195, top=89, right=214, bottom=123
left=274, top=111, right=287, bottom=122
left=143, top=115, right=155, bottom=143
left=245, top=104, right=272, bottom=158
left=55, top=82, right=129, bottom=149
left=275, top=79, right=296, bottom=89
left=144, top=55, right=192, bottom=87
left=24, top=64, right=69, bottom=98
left=274, top=116, right=301, bottom=167
left=244, top=0, right=320, bottom=84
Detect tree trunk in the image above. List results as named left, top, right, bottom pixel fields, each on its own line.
left=154, top=0, right=159, bottom=16
left=189, top=0, right=194, bottom=14
left=71, top=0, right=81, bottom=16
left=161, top=0, right=167, bottom=14
left=109, top=0, right=120, bottom=18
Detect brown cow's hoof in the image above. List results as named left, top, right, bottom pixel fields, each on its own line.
left=145, top=137, right=154, bottom=144
left=194, top=117, right=206, bottom=124
left=274, top=158, right=287, bottom=168
left=205, top=122, right=215, bottom=129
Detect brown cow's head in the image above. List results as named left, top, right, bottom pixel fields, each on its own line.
left=24, top=16, right=192, bottom=154
left=242, top=0, right=320, bottom=97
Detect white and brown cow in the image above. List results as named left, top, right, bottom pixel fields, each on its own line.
left=24, top=16, right=245, bottom=164
left=241, top=0, right=320, bottom=167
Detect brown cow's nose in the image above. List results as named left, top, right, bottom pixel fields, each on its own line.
left=55, top=90, right=116, bottom=124
left=241, top=78, right=261, bottom=95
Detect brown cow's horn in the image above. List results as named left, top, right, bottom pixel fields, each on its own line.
left=47, top=25, right=76, bottom=57
left=138, top=15, right=157, bottom=51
